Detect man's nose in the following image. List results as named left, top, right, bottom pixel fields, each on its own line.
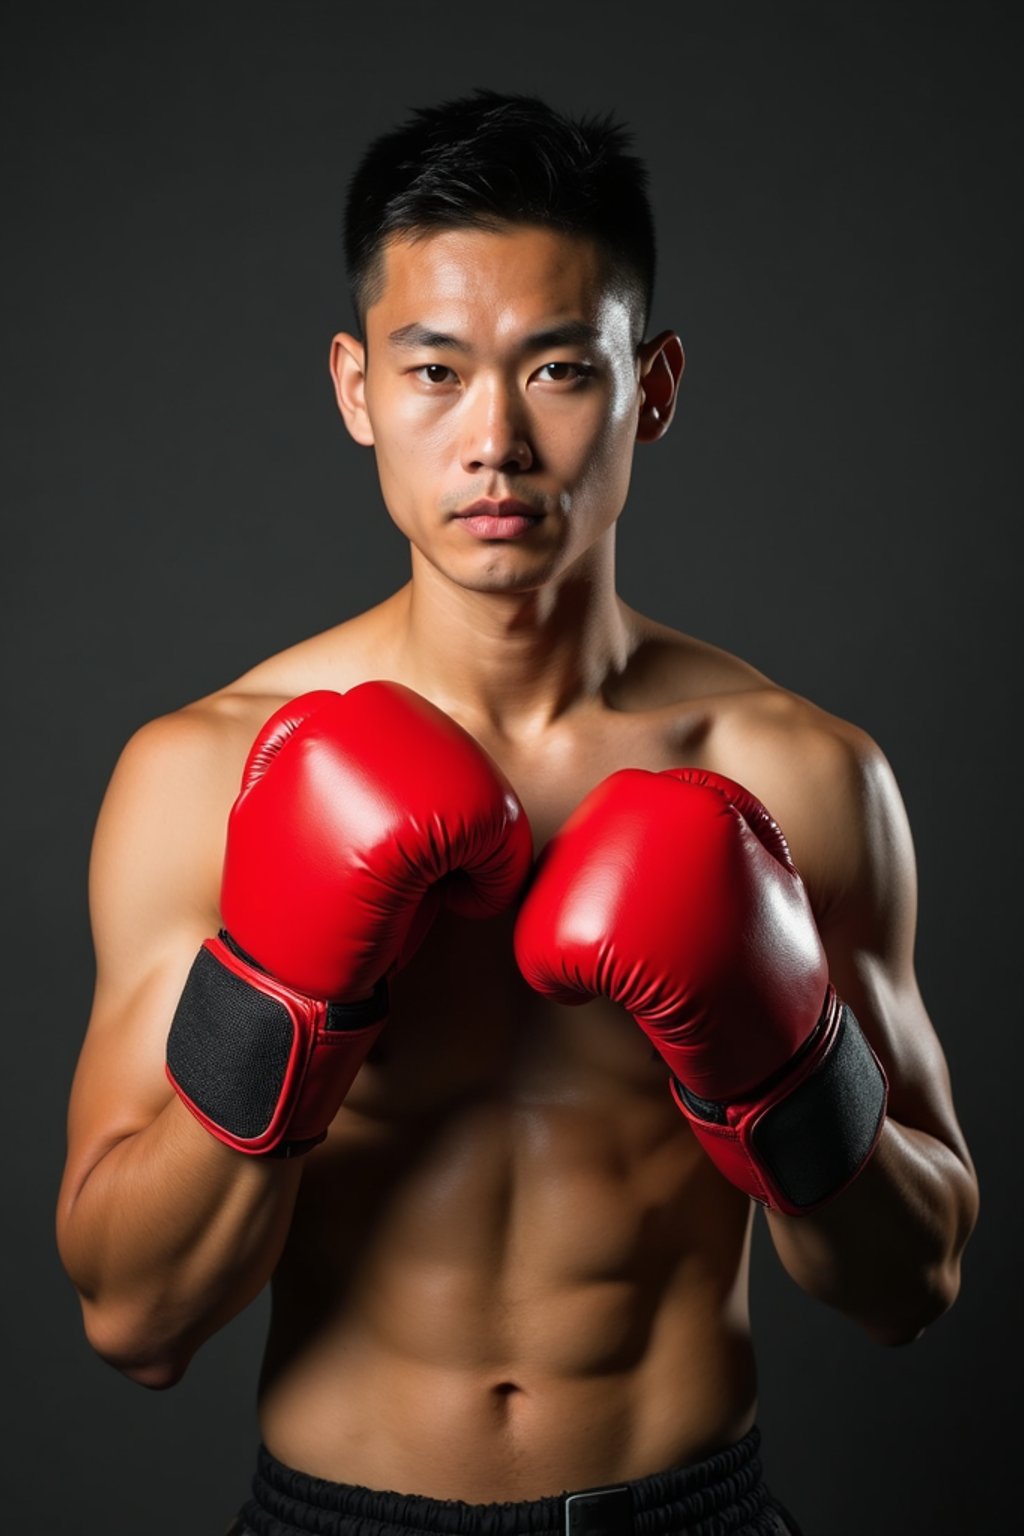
left=460, top=380, right=534, bottom=474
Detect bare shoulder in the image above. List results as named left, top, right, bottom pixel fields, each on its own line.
left=90, top=694, right=272, bottom=984
left=107, top=684, right=291, bottom=824
left=706, top=683, right=909, bottom=934
left=93, top=597, right=403, bottom=950
left=709, top=679, right=874, bottom=778
left=623, top=608, right=875, bottom=768
left=622, top=610, right=905, bottom=924
left=103, top=596, right=398, bottom=852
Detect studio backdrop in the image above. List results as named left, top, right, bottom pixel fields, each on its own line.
left=3, top=4, right=1018, bottom=1532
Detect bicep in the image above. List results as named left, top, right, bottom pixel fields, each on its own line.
left=816, top=739, right=970, bottom=1163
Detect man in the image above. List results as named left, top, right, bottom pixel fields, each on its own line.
left=57, top=92, right=978, bottom=1536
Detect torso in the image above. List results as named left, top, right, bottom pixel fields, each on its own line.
left=185, top=588, right=861, bottom=1498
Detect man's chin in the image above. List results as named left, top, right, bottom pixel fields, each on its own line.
left=427, top=549, right=561, bottom=596
left=454, top=572, right=548, bottom=598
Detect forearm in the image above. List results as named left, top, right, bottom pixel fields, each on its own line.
left=765, top=1115, right=979, bottom=1344
left=57, top=1095, right=304, bottom=1386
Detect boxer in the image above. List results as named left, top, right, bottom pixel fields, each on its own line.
left=57, top=92, right=978, bottom=1536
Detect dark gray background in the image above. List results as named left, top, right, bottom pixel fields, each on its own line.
left=4, top=3, right=1019, bottom=1532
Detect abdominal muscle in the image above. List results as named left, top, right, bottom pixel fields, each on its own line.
left=256, top=911, right=758, bottom=1501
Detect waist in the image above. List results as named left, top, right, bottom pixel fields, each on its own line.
left=258, top=1321, right=758, bottom=1497
left=237, top=1425, right=797, bottom=1536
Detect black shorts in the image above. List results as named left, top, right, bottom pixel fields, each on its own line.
left=227, top=1425, right=802, bottom=1536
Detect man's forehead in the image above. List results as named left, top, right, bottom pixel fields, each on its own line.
left=367, top=225, right=630, bottom=342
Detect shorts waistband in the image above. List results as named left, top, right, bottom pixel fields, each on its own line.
left=238, top=1426, right=791, bottom=1536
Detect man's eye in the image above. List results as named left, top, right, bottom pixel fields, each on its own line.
left=416, top=364, right=455, bottom=384
left=537, top=362, right=590, bottom=383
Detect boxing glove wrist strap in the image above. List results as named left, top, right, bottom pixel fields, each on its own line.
left=670, top=986, right=888, bottom=1215
left=166, top=931, right=389, bottom=1158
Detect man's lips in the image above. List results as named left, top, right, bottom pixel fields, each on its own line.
left=453, top=499, right=543, bottom=520
left=452, top=499, right=544, bottom=540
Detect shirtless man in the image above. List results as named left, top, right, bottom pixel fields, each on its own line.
left=56, top=92, right=979, bottom=1536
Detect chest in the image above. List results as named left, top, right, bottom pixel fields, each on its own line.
left=479, top=707, right=715, bottom=858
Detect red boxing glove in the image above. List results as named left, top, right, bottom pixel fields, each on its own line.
left=514, top=768, right=887, bottom=1214
left=167, top=683, right=532, bottom=1155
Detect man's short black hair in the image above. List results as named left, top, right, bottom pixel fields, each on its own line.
left=344, top=90, right=656, bottom=344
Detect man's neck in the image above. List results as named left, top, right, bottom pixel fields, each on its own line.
left=391, top=543, right=636, bottom=742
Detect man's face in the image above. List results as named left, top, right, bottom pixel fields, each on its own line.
left=334, top=224, right=658, bottom=595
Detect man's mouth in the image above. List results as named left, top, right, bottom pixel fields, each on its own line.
left=453, top=500, right=544, bottom=540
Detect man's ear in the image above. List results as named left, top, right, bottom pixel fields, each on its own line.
left=330, top=333, right=374, bottom=446
left=636, top=331, right=685, bottom=443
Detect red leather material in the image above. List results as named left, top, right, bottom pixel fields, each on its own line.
left=222, top=682, right=533, bottom=1001
left=660, top=767, right=798, bottom=873
left=168, top=682, right=532, bottom=1154
left=514, top=767, right=889, bottom=1211
left=514, top=767, right=828, bottom=1102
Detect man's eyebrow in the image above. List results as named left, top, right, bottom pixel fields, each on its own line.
left=387, top=323, right=469, bottom=351
left=385, top=320, right=602, bottom=353
left=522, top=320, right=601, bottom=351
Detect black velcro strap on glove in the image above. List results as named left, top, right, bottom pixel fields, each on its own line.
left=165, top=935, right=389, bottom=1156
left=672, top=992, right=888, bottom=1214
